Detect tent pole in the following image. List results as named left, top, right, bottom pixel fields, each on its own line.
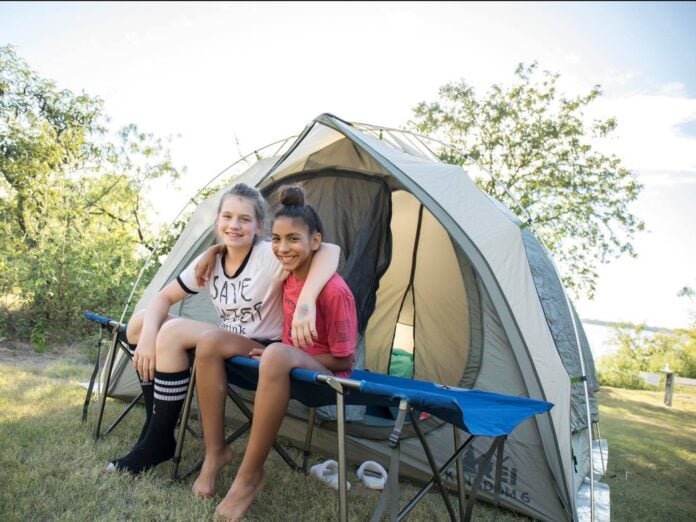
left=568, top=309, right=595, bottom=522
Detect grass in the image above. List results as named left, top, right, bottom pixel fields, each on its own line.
left=0, top=354, right=525, bottom=522
left=598, top=386, right=696, bottom=522
left=1, top=352, right=694, bottom=522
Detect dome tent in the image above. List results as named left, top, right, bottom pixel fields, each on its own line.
left=103, top=113, right=607, bottom=521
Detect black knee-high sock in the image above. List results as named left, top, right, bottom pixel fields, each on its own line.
left=136, top=378, right=154, bottom=444
left=109, top=368, right=190, bottom=475
left=124, top=339, right=154, bottom=444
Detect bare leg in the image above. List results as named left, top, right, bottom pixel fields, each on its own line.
left=125, top=310, right=145, bottom=345
left=155, top=318, right=220, bottom=372
left=215, top=344, right=329, bottom=521
left=192, top=330, right=264, bottom=498
left=124, top=309, right=178, bottom=345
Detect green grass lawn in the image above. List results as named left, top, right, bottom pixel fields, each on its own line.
left=598, top=386, right=696, bottom=522
left=0, top=354, right=525, bottom=521
left=1, top=352, right=694, bottom=521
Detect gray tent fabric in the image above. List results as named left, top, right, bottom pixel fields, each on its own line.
left=103, top=114, right=606, bottom=521
left=521, top=227, right=602, bottom=496
left=521, top=227, right=599, bottom=433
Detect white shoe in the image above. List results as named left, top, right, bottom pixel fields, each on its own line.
left=309, top=459, right=351, bottom=491
left=356, top=461, right=388, bottom=490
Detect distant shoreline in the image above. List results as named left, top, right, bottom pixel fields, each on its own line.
left=582, top=318, right=675, bottom=335
left=580, top=320, right=675, bottom=360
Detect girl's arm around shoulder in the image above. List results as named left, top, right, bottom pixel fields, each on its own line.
left=194, top=244, right=225, bottom=286
left=292, top=242, right=341, bottom=348
left=323, top=277, right=358, bottom=360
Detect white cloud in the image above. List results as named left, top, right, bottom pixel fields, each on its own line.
left=637, top=170, right=696, bottom=188
left=588, top=90, right=696, bottom=174
left=657, top=82, right=688, bottom=96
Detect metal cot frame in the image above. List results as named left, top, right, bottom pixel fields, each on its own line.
left=174, top=356, right=551, bottom=522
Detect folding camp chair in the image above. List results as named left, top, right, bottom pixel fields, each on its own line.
left=82, top=311, right=142, bottom=440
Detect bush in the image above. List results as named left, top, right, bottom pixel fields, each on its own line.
left=597, top=321, right=696, bottom=389
left=596, top=367, right=655, bottom=390
left=1, top=46, right=183, bottom=346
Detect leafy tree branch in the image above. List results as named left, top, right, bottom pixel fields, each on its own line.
left=408, top=61, right=644, bottom=297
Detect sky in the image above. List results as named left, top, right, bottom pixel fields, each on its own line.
left=2, top=1, right=696, bottom=331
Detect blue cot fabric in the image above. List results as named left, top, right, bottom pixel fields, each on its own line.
left=351, top=369, right=553, bottom=436
left=224, top=357, right=553, bottom=438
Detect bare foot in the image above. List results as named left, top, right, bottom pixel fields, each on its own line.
left=214, top=469, right=266, bottom=522
left=192, top=446, right=236, bottom=499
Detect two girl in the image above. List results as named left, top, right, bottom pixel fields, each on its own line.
left=108, top=183, right=342, bottom=475
left=192, top=186, right=357, bottom=521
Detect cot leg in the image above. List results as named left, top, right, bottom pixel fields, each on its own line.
left=302, top=408, right=317, bottom=474
left=326, top=377, right=348, bottom=522
left=226, top=386, right=300, bottom=472
left=399, top=433, right=475, bottom=520
left=454, top=426, right=466, bottom=520
left=491, top=437, right=505, bottom=522
left=172, top=360, right=198, bottom=480
left=463, top=436, right=505, bottom=522
left=176, top=421, right=251, bottom=481
left=101, top=392, right=143, bottom=437
left=173, top=378, right=303, bottom=481
left=82, top=328, right=106, bottom=422
left=93, top=326, right=121, bottom=440
left=409, top=410, right=457, bottom=521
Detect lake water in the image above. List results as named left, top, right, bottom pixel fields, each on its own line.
left=582, top=322, right=621, bottom=361
left=581, top=321, right=662, bottom=362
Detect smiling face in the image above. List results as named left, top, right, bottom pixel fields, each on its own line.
left=216, top=195, right=261, bottom=252
left=271, top=216, right=321, bottom=280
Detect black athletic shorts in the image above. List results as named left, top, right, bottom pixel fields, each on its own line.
left=252, top=339, right=280, bottom=347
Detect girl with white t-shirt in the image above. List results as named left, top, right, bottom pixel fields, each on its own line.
left=107, top=183, right=339, bottom=475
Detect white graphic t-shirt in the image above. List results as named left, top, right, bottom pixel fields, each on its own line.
left=177, top=241, right=284, bottom=340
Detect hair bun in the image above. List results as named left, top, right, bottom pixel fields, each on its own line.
left=279, top=185, right=305, bottom=206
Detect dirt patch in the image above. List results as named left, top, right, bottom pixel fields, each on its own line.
left=0, top=340, right=91, bottom=368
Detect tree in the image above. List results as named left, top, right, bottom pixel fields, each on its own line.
left=408, top=62, right=644, bottom=297
left=597, top=321, right=696, bottom=389
left=0, top=45, right=182, bottom=346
